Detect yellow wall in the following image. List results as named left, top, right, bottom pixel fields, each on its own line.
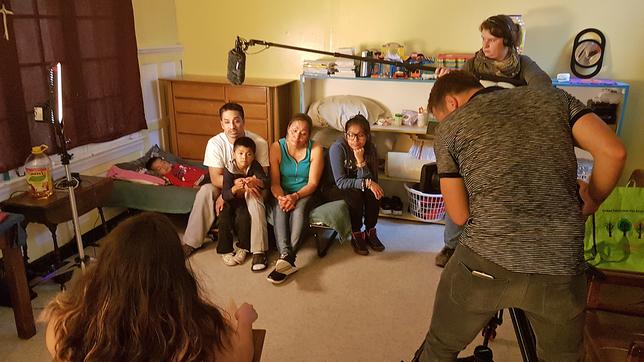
left=132, top=0, right=179, bottom=48
left=174, top=0, right=643, bottom=181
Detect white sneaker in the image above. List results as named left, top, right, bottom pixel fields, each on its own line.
left=233, top=249, right=248, bottom=264
left=221, top=253, right=237, bottom=266
left=266, top=259, right=298, bottom=284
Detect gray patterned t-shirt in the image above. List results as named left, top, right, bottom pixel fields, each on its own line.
left=434, top=86, right=592, bottom=275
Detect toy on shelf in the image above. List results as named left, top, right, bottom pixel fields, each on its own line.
left=436, top=53, right=474, bottom=70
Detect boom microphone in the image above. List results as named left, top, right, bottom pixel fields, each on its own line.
left=226, top=36, right=437, bottom=86
left=227, top=37, right=246, bottom=85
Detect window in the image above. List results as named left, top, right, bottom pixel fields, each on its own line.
left=0, top=0, right=146, bottom=172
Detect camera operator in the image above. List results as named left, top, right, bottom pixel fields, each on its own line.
left=416, top=71, right=626, bottom=361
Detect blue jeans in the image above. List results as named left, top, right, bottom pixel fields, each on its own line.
left=273, top=195, right=312, bottom=260
left=443, top=214, right=463, bottom=249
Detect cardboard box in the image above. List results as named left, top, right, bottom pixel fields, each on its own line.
left=385, top=152, right=430, bottom=181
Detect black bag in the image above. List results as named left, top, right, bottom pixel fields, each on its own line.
left=418, top=162, right=441, bottom=194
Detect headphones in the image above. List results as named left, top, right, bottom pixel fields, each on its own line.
left=485, top=15, right=515, bottom=48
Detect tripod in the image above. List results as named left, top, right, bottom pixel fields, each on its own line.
left=456, top=308, right=538, bottom=362
left=412, top=308, right=539, bottom=362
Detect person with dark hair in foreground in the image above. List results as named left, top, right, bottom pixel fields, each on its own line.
left=42, top=212, right=258, bottom=362
left=416, top=71, right=626, bottom=361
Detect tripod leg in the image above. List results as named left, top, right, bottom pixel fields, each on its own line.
left=509, top=308, right=539, bottom=362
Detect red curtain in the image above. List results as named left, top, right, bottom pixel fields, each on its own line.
left=0, top=0, right=146, bottom=172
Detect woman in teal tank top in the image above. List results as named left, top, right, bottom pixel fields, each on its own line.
left=267, top=113, right=324, bottom=284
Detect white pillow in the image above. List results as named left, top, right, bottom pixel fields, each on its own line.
left=307, top=95, right=391, bottom=131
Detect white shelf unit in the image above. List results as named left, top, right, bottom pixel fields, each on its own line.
left=300, top=75, right=439, bottom=223
left=552, top=79, right=629, bottom=136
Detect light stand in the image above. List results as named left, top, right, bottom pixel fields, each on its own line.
left=48, top=63, right=88, bottom=273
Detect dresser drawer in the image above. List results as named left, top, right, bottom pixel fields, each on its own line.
left=174, top=99, right=222, bottom=115
left=239, top=103, right=267, bottom=119
left=175, top=114, right=222, bottom=135
left=174, top=83, right=225, bottom=100
left=244, top=118, right=268, bottom=140
left=176, top=134, right=212, bottom=161
left=226, top=86, right=267, bottom=103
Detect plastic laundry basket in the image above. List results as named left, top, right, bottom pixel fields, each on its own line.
left=404, top=183, right=445, bottom=222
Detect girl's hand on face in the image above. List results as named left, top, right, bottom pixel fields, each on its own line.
left=353, top=147, right=365, bottom=164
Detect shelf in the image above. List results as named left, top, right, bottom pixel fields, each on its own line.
left=301, top=74, right=436, bottom=84
left=551, top=78, right=629, bottom=88
left=379, top=171, right=418, bottom=183
left=371, top=124, right=429, bottom=135
left=379, top=212, right=445, bottom=224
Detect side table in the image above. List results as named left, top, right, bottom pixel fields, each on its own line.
left=0, top=175, right=113, bottom=265
left=0, top=213, right=36, bottom=339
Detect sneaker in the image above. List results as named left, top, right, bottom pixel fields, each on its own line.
left=221, top=253, right=237, bottom=266
left=182, top=244, right=196, bottom=258
left=251, top=252, right=268, bottom=271
left=351, top=231, right=369, bottom=256
left=391, top=196, right=403, bottom=216
left=267, top=258, right=298, bottom=284
left=380, top=197, right=393, bottom=215
left=365, top=227, right=385, bottom=252
left=233, top=249, right=248, bottom=264
left=435, top=247, right=455, bottom=268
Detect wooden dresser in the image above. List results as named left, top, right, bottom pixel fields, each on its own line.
left=160, top=75, right=295, bottom=162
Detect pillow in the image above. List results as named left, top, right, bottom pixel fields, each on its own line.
left=115, top=145, right=187, bottom=176
left=307, top=95, right=391, bottom=131
left=309, top=200, right=351, bottom=243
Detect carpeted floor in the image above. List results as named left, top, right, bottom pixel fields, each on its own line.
left=0, top=217, right=523, bottom=361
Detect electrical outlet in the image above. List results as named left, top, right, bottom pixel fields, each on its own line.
left=34, top=106, right=44, bottom=121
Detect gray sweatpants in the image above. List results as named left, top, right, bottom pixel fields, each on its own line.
left=418, top=244, right=587, bottom=362
left=183, top=184, right=220, bottom=249
left=245, top=191, right=268, bottom=253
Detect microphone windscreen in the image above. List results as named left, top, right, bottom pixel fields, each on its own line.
left=227, top=46, right=246, bottom=85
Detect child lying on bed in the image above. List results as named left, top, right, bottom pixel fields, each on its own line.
left=146, top=157, right=208, bottom=188
left=219, top=136, right=270, bottom=269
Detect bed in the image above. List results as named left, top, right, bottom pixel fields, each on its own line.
left=105, top=145, right=205, bottom=214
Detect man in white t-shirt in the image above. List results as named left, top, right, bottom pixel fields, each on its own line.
left=183, top=103, right=270, bottom=268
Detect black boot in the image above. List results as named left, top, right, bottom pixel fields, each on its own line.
left=365, top=227, right=385, bottom=252
left=351, top=231, right=369, bottom=255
